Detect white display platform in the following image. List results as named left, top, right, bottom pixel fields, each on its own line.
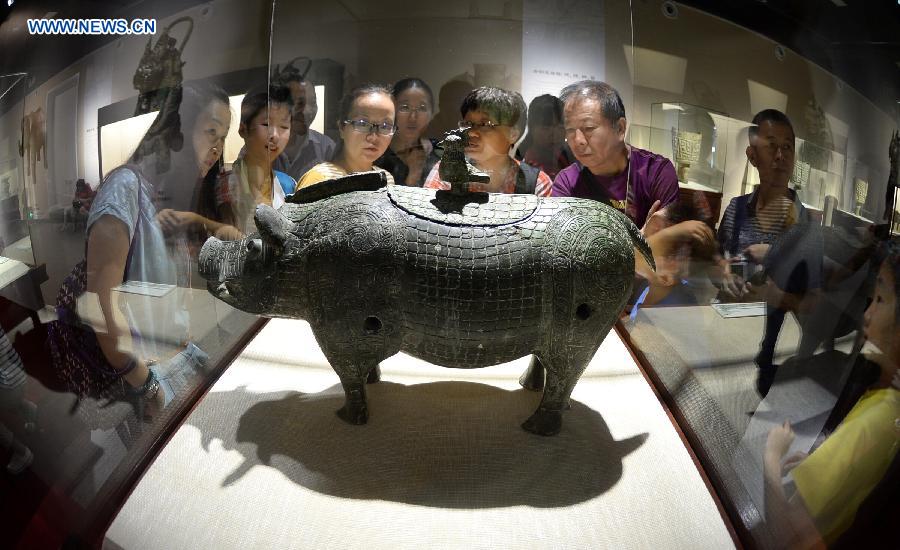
left=106, top=319, right=733, bottom=550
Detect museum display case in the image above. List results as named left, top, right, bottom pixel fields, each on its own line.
left=1, top=0, right=897, bottom=548
left=648, top=101, right=728, bottom=194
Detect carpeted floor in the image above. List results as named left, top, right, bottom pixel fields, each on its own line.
left=105, top=319, right=734, bottom=550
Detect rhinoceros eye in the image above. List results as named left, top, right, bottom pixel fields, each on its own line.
left=246, top=238, right=263, bottom=259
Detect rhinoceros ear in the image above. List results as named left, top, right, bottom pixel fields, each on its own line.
left=255, top=204, right=293, bottom=246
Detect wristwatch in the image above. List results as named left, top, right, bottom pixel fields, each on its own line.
left=127, top=368, right=160, bottom=401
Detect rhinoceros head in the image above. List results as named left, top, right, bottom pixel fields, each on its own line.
left=199, top=204, right=294, bottom=316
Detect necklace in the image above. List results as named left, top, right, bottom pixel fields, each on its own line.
left=623, top=144, right=635, bottom=220
left=605, top=146, right=632, bottom=214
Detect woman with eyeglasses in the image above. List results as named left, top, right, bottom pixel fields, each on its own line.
left=296, top=84, right=396, bottom=189
left=423, top=86, right=552, bottom=196
left=374, top=78, right=439, bottom=187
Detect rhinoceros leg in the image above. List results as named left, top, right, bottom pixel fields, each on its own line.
left=522, top=316, right=617, bottom=435
left=313, top=317, right=397, bottom=425
left=327, top=359, right=386, bottom=425
left=521, top=355, right=586, bottom=436
left=336, top=372, right=370, bottom=425
left=518, top=355, right=545, bottom=391
left=366, top=363, right=382, bottom=384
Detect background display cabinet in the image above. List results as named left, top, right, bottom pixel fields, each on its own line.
left=649, top=102, right=728, bottom=195
left=629, top=102, right=729, bottom=224
left=794, top=137, right=845, bottom=215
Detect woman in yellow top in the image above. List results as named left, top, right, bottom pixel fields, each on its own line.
left=763, top=239, right=900, bottom=547
left=296, top=84, right=396, bottom=189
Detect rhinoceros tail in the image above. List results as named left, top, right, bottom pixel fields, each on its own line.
left=627, top=219, right=655, bottom=272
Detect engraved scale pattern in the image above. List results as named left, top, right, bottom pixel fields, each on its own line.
left=388, top=184, right=538, bottom=226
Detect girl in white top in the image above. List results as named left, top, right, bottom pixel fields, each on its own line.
left=218, top=85, right=295, bottom=234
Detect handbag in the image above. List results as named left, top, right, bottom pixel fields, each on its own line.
left=47, top=165, right=145, bottom=423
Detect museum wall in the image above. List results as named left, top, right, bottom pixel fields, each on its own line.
left=0, top=92, right=25, bottom=204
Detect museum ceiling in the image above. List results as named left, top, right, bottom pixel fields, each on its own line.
left=679, top=0, right=900, bottom=119
left=1, top=0, right=898, bottom=118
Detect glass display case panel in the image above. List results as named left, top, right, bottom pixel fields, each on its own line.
left=625, top=2, right=899, bottom=549
left=0, top=71, right=42, bottom=319
left=0, top=1, right=275, bottom=547
left=842, top=156, right=885, bottom=224
left=893, top=186, right=900, bottom=236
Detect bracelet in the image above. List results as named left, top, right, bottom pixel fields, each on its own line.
left=126, top=368, right=160, bottom=401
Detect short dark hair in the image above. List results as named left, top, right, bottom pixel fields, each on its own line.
left=338, top=83, right=393, bottom=124
left=749, top=109, right=795, bottom=142
left=527, top=94, right=563, bottom=130
left=392, top=78, right=434, bottom=110
left=559, top=80, right=626, bottom=126
left=460, top=86, right=527, bottom=136
left=240, top=84, right=293, bottom=127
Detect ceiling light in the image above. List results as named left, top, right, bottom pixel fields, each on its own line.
left=7, top=0, right=14, bottom=8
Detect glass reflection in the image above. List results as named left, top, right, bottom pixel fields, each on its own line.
left=0, top=325, right=37, bottom=474
left=48, top=83, right=234, bottom=428
left=0, top=0, right=894, bottom=547
left=271, top=58, right=336, bottom=182
left=216, top=84, right=293, bottom=235
left=763, top=240, right=899, bottom=546
left=515, top=93, right=573, bottom=180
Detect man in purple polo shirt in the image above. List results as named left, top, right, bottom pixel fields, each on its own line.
left=552, top=80, right=679, bottom=228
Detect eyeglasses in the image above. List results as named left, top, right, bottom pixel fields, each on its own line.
left=398, top=104, right=430, bottom=114
left=458, top=120, right=504, bottom=131
left=343, top=119, right=396, bottom=136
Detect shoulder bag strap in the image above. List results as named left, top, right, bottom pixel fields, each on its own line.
left=515, top=162, right=539, bottom=194
left=729, top=193, right=750, bottom=256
